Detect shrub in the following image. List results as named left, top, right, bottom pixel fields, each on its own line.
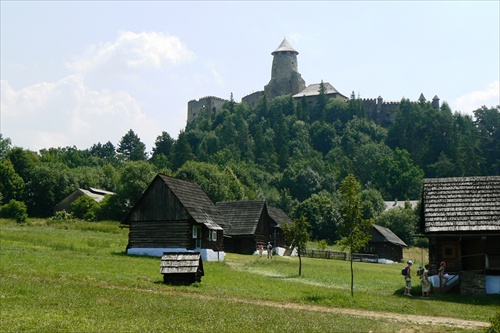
left=318, top=239, right=328, bottom=250
left=71, top=195, right=98, bottom=220
left=52, top=210, right=74, bottom=220
left=0, top=199, right=28, bottom=223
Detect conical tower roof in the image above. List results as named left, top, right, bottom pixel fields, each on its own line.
left=271, top=38, right=299, bottom=55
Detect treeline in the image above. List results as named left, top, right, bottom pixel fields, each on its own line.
left=0, top=93, right=498, bottom=245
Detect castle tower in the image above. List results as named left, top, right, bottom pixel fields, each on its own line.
left=432, top=95, right=440, bottom=109
left=264, top=38, right=306, bottom=100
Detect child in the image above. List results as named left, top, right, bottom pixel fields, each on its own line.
left=404, top=260, right=413, bottom=296
left=421, top=264, right=431, bottom=297
left=416, top=265, right=424, bottom=279
left=439, top=261, right=449, bottom=287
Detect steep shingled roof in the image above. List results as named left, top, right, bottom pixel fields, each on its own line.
left=160, top=175, right=224, bottom=230
left=267, top=206, right=292, bottom=228
left=216, top=200, right=267, bottom=235
left=122, top=174, right=224, bottom=231
left=271, top=38, right=299, bottom=55
left=420, top=176, right=500, bottom=233
left=372, top=224, right=407, bottom=247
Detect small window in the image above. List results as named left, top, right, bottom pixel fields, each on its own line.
left=441, top=243, right=457, bottom=259
left=192, top=225, right=201, bottom=238
left=209, top=230, right=217, bottom=241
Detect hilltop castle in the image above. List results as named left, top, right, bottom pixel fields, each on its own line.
left=187, top=38, right=440, bottom=126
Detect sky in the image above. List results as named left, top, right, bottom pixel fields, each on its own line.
left=1, top=1, right=499, bottom=154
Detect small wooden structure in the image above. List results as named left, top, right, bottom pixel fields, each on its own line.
left=160, top=252, right=204, bottom=284
left=420, top=176, right=500, bottom=294
left=216, top=200, right=273, bottom=254
left=360, top=224, right=407, bottom=262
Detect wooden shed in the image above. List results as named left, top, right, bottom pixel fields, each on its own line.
left=160, top=252, right=204, bottom=284
left=420, top=176, right=500, bottom=294
left=54, top=187, right=114, bottom=214
left=122, top=174, right=226, bottom=261
left=216, top=200, right=273, bottom=254
left=267, top=206, right=293, bottom=255
left=360, top=224, right=407, bottom=262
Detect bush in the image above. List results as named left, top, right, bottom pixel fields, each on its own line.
left=318, top=239, right=328, bottom=250
left=52, top=210, right=74, bottom=220
left=0, top=199, right=28, bottom=223
left=71, top=195, right=98, bottom=220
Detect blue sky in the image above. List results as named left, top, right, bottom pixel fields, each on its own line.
left=1, top=1, right=499, bottom=154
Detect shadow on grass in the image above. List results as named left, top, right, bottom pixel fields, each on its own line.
left=392, top=286, right=500, bottom=306
left=111, top=251, right=159, bottom=261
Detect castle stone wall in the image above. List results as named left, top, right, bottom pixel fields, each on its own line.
left=242, top=91, right=265, bottom=107
left=187, top=96, right=226, bottom=123
left=361, top=98, right=400, bottom=127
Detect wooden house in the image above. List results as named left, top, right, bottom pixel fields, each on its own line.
left=160, top=252, right=204, bottom=284
left=360, top=224, right=407, bottom=262
left=121, top=174, right=226, bottom=261
left=54, top=187, right=114, bottom=214
left=216, top=200, right=274, bottom=254
left=419, top=176, right=500, bottom=294
left=267, top=206, right=293, bottom=256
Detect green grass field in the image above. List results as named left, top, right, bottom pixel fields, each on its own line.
left=1, top=219, right=498, bottom=332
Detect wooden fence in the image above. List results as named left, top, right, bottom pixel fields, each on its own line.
left=301, top=249, right=378, bottom=263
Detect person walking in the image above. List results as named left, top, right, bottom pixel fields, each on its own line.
left=404, top=260, right=413, bottom=296
left=267, top=242, right=273, bottom=259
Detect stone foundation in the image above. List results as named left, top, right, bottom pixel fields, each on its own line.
left=460, top=271, right=486, bottom=294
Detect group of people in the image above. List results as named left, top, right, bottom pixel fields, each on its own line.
left=257, top=242, right=274, bottom=259
left=404, top=260, right=449, bottom=297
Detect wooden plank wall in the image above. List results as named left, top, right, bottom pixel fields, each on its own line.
left=129, top=220, right=189, bottom=248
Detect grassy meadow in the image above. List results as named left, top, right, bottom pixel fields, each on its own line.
left=1, top=218, right=498, bottom=332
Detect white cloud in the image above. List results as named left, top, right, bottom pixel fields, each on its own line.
left=1, top=76, right=160, bottom=152
left=67, top=31, right=196, bottom=74
left=454, top=80, right=500, bottom=115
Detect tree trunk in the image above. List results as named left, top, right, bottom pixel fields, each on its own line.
left=299, top=252, right=302, bottom=276
left=350, top=246, right=354, bottom=297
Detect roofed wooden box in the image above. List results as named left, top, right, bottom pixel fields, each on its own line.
left=160, top=252, right=204, bottom=284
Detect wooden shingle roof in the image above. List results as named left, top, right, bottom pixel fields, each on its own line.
left=267, top=206, right=292, bottom=228
left=421, top=176, right=500, bottom=233
left=160, top=252, right=204, bottom=275
left=160, top=175, right=224, bottom=230
left=122, top=174, right=225, bottom=230
left=216, top=200, right=266, bottom=236
left=372, top=224, right=407, bottom=247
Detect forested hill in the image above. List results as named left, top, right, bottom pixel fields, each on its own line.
left=180, top=95, right=498, bottom=199
left=0, top=94, right=498, bottom=244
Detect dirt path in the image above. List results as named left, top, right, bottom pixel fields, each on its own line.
left=216, top=261, right=490, bottom=330
left=132, top=284, right=490, bottom=331
left=191, top=292, right=490, bottom=330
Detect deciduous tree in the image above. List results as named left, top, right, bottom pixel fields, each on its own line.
left=282, top=216, right=311, bottom=276
left=337, top=174, right=372, bottom=296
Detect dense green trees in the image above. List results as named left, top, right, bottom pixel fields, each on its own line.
left=117, top=129, right=147, bottom=161
left=375, top=200, right=419, bottom=246
left=0, top=96, right=497, bottom=246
